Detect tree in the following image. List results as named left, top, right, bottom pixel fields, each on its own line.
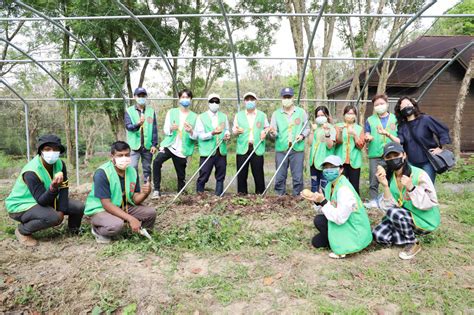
left=430, top=0, right=474, bottom=36
left=453, top=56, right=473, bottom=159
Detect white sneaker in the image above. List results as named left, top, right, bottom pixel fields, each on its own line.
left=151, top=191, right=161, bottom=199
left=364, top=199, right=378, bottom=209
left=328, top=252, right=346, bottom=259
left=91, top=227, right=111, bottom=244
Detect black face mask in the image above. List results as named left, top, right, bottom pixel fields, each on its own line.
left=386, top=157, right=405, bottom=171
left=401, top=106, right=415, bottom=117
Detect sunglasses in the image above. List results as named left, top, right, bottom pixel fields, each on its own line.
left=209, top=99, right=220, bottom=104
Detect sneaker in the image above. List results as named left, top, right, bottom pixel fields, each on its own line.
left=15, top=228, right=38, bottom=247
left=399, top=242, right=421, bottom=260
left=363, top=199, right=378, bottom=209
left=313, top=204, right=323, bottom=215
left=151, top=190, right=161, bottom=199
left=91, top=227, right=111, bottom=244
left=328, top=252, right=346, bottom=259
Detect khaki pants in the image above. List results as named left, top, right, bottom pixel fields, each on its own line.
left=90, top=205, right=156, bottom=237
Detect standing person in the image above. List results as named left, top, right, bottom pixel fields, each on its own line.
left=85, top=141, right=156, bottom=244
left=5, top=135, right=85, bottom=246
left=335, top=105, right=365, bottom=194
left=301, top=155, right=373, bottom=259
left=308, top=106, right=336, bottom=193
left=124, top=87, right=158, bottom=181
left=394, top=96, right=450, bottom=183
left=270, top=87, right=310, bottom=196
left=195, top=93, right=231, bottom=196
left=152, top=89, right=197, bottom=198
left=364, top=94, right=400, bottom=208
left=373, top=142, right=440, bottom=260
left=233, top=92, right=270, bottom=195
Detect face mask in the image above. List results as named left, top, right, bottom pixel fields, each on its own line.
left=136, top=97, right=146, bottom=106
left=179, top=99, right=191, bottom=107
left=41, top=151, right=60, bottom=165
left=375, top=104, right=388, bottom=115
left=114, top=156, right=131, bottom=170
left=315, top=116, right=328, bottom=125
left=282, top=99, right=293, bottom=107
left=323, top=167, right=340, bottom=182
left=344, top=113, right=356, bottom=123
left=209, top=102, right=220, bottom=113
left=386, top=157, right=405, bottom=171
left=401, top=106, right=414, bottom=117
left=246, top=101, right=256, bottom=110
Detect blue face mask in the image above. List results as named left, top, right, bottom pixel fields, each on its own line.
left=136, top=97, right=146, bottom=106
left=246, top=101, right=256, bottom=110
left=179, top=99, right=191, bottom=107
left=323, top=167, right=340, bottom=182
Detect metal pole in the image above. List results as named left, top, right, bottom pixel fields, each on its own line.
left=0, top=78, right=31, bottom=161
left=355, top=0, right=437, bottom=108
left=73, top=103, right=80, bottom=185
left=0, top=97, right=378, bottom=102
left=114, top=0, right=179, bottom=97
left=418, top=41, right=474, bottom=101
left=217, top=0, right=241, bottom=110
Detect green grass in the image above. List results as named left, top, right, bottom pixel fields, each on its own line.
left=438, top=156, right=474, bottom=184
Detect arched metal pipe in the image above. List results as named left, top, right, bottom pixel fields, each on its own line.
left=217, top=0, right=240, bottom=110
left=0, top=78, right=31, bottom=161
left=114, top=0, right=179, bottom=97
left=0, top=38, right=80, bottom=185
left=418, top=41, right=473, bottom=101
left=355, top=0, right=437, bottom=109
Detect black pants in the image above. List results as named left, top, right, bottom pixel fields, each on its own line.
left=236, top=145, right=265, bottom=194
left=153, top=147, right=187, bottom=192
left=311, top=214, right=329, bottom=248
left=9, top=199, right=84, bottom=235
left=343, top=164, right=361, bottom=194
left=196, top=152, right=227, bottom=194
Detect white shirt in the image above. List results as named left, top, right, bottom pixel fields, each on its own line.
left=195, top=110, right=230, bottom=141
left=321, top=185, right=358, bottom=225
left=232, top=110, right=270, bottom=144
left=163, top=109, right=197, bottom=158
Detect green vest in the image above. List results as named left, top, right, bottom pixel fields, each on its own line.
left=5, top=155, right=63, bottom=213
left=335, top=123, right=363, bottom=169
left=274, top=107, right=306, bottom=152
left=197, top=111, right=228, bottom=157
left=325, top=175, right=373, bottom=255
left=309, top=124, right=336, bottom=170
left=367, top=113, right=398, bottom=158
left=126, top=105, right=155, bottom=150
left=160, top=108, right=198, bottom=157
left=84, top=161, right=137, bottom=216
left=389, top=166, right=440, bottom=231
left=235, top=110, right=267, bottom=156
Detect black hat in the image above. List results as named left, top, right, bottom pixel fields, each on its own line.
left=383, top=142, right=404, bottom=158
left=37, top=134, right=66, bottom=154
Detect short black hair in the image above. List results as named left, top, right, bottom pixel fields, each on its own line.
left=178, top=88, right=193, bottom=99
left=110, top=141, right=130, bottom=154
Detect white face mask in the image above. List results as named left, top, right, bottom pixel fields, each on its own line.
left=344, top=113, right=356, bottom=123
left=41, top=151, right=60, bottom=165
left=375, top=104, right=388, bottom=115
left=282, top=99, right=293, bottom=108
left=114, top=156, right=131, bottom=170
left=315, top=116, right=328, bottom=125
left=209, top=102, right=220, bottom=113
left=136, top=97, right=146, bottom=106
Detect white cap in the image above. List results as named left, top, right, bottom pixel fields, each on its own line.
left=243, top=92, right=257, bottom=100
left=321, top=155, right=343, bottom=167
left=208, top=93, right=220, bottom=101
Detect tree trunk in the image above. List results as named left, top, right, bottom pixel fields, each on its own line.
left=286, top=0, right=305, bottom=100
left=453, top=56, right=473, bottom=159
left=190, top=0, right=201, bottom=92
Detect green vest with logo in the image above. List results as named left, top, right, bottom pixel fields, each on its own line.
left=84, top=161, right=137, bottom=216
left=335, top=123, right=363, bottom=169
left=160, top=108, right=197, bottom=157
left=197, top=111, right=228, bottom=157
left=309, top=124, right=336, bottom=170
left=389, top=166, right=440, bottom=231
left=325, top=175, right=373, bottom=255
left=235, top=110, right=267, bottom=156
left=274, top=107, right=306, bottom=152
left=126, top=105, right=155, bottom=150
left=367, top=113, right=398, bottom=158
left=5, top=155, right=63, bottom=213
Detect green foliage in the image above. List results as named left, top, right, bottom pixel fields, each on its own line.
left=438, top=157, right=474, bottom=184
left=430, top=0, right=474, bottom=35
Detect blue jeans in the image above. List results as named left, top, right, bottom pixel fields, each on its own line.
left=130, top=147, right=153, bottom=180
left=413, top=161, right=436, bottom=183
left=310, top=166, right=328, bottom=193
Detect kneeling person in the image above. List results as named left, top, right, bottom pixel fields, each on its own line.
left=301, top=155, right=372, bottom=259
left=85, top=141, right=156, bottom=244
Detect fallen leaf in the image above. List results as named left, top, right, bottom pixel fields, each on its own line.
left=274, top=273, right=283, bottom=280
left=263, top=276, right=274, bottom=286
left=5, top=277, right=15, bottom=284
left=191, top=268, right=202, bottom=274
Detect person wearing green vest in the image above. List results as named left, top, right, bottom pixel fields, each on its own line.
left=152, top=88, right=198, bottom=198
left=364, top=94, right=400, bottom=209
left=308, top=106, right=336, bottom=193
left=194, top=93, right=231, bottom=196
left=233, top=92, right=270, bottom=194
left=5, top=135, right=84, bottom=246
left=269, top=87, right=310, bottom=196
left=301, top=155, right=373, bottom=259
left=124, top=87, right=158, bottom=181
left=335, top=105, right=365, bottom=194
left=373, top=142, right=440, bottom=260
left=85, top=141, right=155, bottom=244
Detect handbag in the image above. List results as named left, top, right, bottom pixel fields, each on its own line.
left=406, top=123, right=455, bottom=174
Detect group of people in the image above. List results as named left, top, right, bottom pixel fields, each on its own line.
left=5, top=87, right=451, bottom=260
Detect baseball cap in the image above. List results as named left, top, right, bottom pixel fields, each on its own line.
left=321, top=155, right=343, bottom=168
left=133, top=87, right=147, bottom=96
left=280, top=87, right=294, bottom=97
left=243, top=92, right=257, bottom=100
left=208, top=93, right=220, bottom=101
left=383, top=142, right=404, bottom=158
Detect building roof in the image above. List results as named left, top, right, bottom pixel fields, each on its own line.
left=327, top=36, right=474, bottom=95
